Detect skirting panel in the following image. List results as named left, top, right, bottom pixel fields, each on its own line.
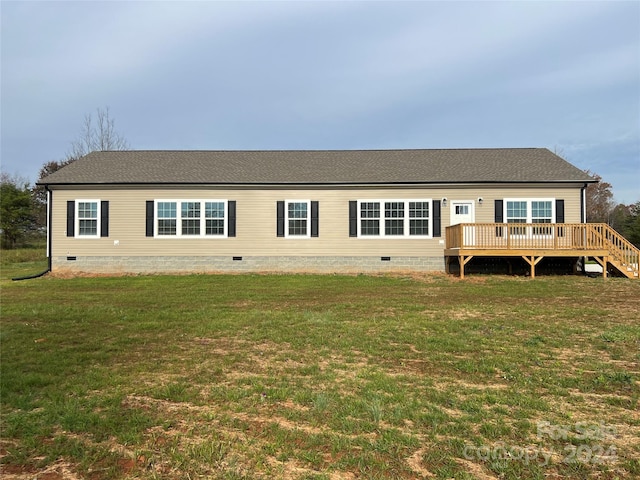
left=52, top=255, right=446, bottom=274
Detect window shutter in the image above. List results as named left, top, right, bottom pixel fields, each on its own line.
left=227, top=201, right=236, bottom=237
left=276, top=201, right=285, bottom=237
left=433, top=200, right=441, bottom=237
left=349, top=201, right=357, bottom=237
left=555, top=199, right=565, bottom=223
left=311, top=201, right=319, bottom=237
left=67, top=201, right=75, bottom=237
left=100, top=201, right=109, bottom=237
left=146, top=201, right=154, bottom=237
left=556, top=199, right=565, bottom=238
left=494, top=200, right=504, bottom=223
left=494, top=199, right=503, bottom=237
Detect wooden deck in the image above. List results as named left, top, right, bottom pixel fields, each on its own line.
left=444, top=223, right=639, bottom=279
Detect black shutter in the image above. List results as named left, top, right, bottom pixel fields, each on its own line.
left=495, top=199, right=504, bottom=237
left=276, top=201, right=285, bottom=237
left=555, top=199, right=565, bottom=223
left=349, top=201, right=357, bottom=237
left=495, top=200, right=504, bottom=222
left=100, top=201, right=109, bottom=237
left=227, top=200, right=236, bottom=237
left=433, top=200, right=441, bottom=237
left=311, top=201, right=319, bottom=237
left=146, top=201, right=154, bottom=237
left=67, top=201, right=75, bottom=237
left=556, top=199, right=565, bottom=238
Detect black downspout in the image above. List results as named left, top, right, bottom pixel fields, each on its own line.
left=11, top=186, right=52, bottom=281
left=580, top=183, right=587, bottom=276
left=581, top=184, right=586, bottom=223
left=47, top=186, right=53, bottom=272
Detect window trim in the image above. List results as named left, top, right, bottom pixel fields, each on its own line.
left=504, top=198, right=555, bottom=223
left=75, top=199, right=101, bottom=238
left=284, top=199, right=311, bottom=238
left=153, top=199, right=228, bottom=238
left=356, top=199, right=432, bottom=239
left=504, top=198, right=555, bottom=237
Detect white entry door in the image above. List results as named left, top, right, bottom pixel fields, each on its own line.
left=450, top=201, right=475, bottom=246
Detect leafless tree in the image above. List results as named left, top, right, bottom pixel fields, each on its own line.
left=68, top=106, right=129, bottom=160
left=32, top=107, right=130, bottom=228
left=584, top=170, right=615, bottom=223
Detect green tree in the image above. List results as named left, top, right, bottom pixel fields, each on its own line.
left=1, top=173, right=36, bottom=248
left=608, top=201, right=640, bottom=248
left=623, top=201, right=640, bottom=248
left=609, top=203, right=630, bottom=232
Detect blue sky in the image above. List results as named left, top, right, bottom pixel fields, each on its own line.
left=2, top=1, right=639, bottom=203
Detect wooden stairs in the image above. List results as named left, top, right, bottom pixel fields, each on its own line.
left=596, top=224, right=639, bottom=279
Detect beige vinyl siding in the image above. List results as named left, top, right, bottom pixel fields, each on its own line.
left=50, top=184, right=583, bottom=258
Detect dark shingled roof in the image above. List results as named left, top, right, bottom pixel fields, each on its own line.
left=38, top=148, right=595, bottom=186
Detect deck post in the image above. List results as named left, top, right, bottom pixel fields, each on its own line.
left=593, top=256, right=608, bottom=279
left=530, top=257, right=535, bottom=279
left=522, top=255, right=544, bottom=279
left=459, top=255, right=473, bottom=279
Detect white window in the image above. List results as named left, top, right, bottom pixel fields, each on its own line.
left=360, top=202, right=380, bottom=236
left=181, top=202, right=201, bottom=236
left=409, top=201, right=430, bottom=236
left=385, top=202, right=405, bottom=236
left=285, top=200, right=310, bottom=237
left=205, top=202, right=225, bottom=235
left=155, top=200, right=227, bottom=237
left=76, top=200, right=100, bottom=238
left=358, top=200, right=431, bottom=238
left=505, top=199, right=554, bottom=235
left=157, top=202, right=177, bottom=236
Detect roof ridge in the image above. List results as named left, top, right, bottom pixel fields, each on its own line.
left=91, top=147, right=546, bottom=153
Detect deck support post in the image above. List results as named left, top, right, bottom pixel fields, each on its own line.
left=593, top=256, right=608, bottom=279
left=459, top=255, right=473, bottom=279
left=522, top=255, right=544, bottom=279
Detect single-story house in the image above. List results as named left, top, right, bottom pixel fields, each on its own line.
left=37, top=148, right=639, bottom=278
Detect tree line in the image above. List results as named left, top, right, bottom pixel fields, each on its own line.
left=584, top=172, right=640, bottom=247
left=1, top=112, right=639, bottom=248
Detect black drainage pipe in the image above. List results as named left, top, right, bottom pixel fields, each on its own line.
left=12, top=269, right=50, bottom=281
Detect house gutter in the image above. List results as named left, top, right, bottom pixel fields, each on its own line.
left=12, top=187, right=52, bottom=281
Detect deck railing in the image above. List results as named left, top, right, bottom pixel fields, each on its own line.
left=446, top=223, right=621, bottom=252
left=445, top=223, right=639, bottom=279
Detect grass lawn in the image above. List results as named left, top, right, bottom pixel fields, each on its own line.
left=1, top=251, right=639, bottom=479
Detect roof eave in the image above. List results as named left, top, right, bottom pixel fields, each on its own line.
left=39, top=179, right=597, bottom=187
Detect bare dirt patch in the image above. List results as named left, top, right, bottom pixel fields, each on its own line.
left=405, top=447, right=435, bottom=478
left=455, top=458, right=499, bottom=480
left=0, top=461, right=82, bottom=480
